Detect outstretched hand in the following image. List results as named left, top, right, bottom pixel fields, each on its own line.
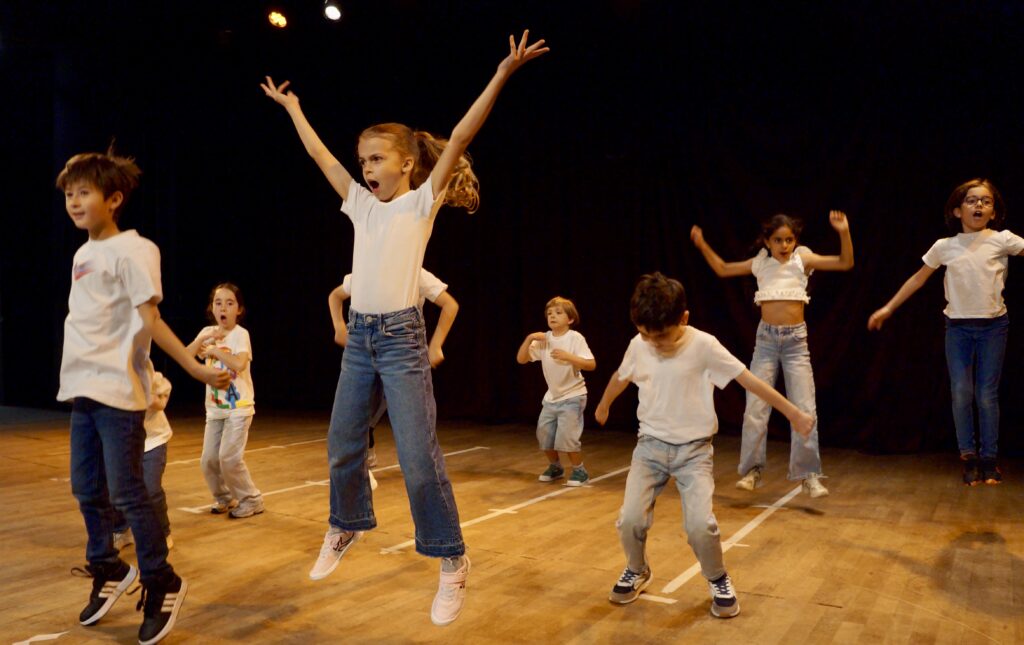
left=261, top=76, right=299, bottom=108
left=497, top=30, right=550, bottom=75
left=867, top=306, right=891, bottom=331
left=829, top=210, right=850, bottom=233
left=690, top=225, right=705, bottom=248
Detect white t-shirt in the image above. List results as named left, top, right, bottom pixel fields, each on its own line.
left=342, top=180, right=445, bottom=314
left=58, top=230, right=162, bottom=411
left=528, top=330, right=594, bottom=403
left=751, top=247, right=812, bottom=305
left=616, top=326, right=746, bottom=444
left=922, top=229, right=1024, bottom=318
left=144, top=368, right=173, bottom=452
left=342, top=268, right=447, bottom=311
left=198, top=325, right=255, bottom=419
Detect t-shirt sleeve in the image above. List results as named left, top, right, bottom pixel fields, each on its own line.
left=921, top=239, right=946, bottom=269
left=573, top=332, right=595, bottom=361
left=152, top=371, right=172, bottom=397
left=119, top=241, right=162, bottom=307
left=341, top=182, right=372, bottom=224
left=414, top=178, right=444, bottom=220
left=419, top=268, right=448, bottom=302
left=999, top=230, right=1024, bottom=256
left=341, top=273, right=353, bottom=296
left=750, top=248, right=768, bottom=277
left=231, top=328, right=253, bottom=360
left=705, top=337, right=746, bottom=389
left=616, top=338, right=639, bottom=382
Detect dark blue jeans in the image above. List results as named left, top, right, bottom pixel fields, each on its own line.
left=944, top=314, right=1009, bottom=459
left=327, top=306, right=464, bottom=557
left=70, top=398, right=172, bottom=582
left=111, top=443, right=170, bottom=537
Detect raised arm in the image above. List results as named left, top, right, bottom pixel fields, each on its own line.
left=138, top=302, right=230, bottom=389
left=517, top=332, right=547, bottom=364
left=430, top=30, right=549, bottom=198
left=426, top=291, right=460, bottom=368
left=735, top=369, right=814, bottom=437
left=328, top=284, right=350, bottom=347
left=800, top=210, right=855, bottom=272
left=185, top=327, right=223, bottom=359
left=867, top=264, right=936, bottom=330
left=204, top=347, right=250, bottom=374
left=595, top=372, right=630, bottom=426
left=689, top=226, right=754, bottom=277
left=261, top=76, right=354, bottom=200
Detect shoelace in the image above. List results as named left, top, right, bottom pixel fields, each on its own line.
left=710, top=576, right=735, bottom=597
left=617, top=569, right=642, bottom=587
left=127, top=583, right=160, bottom=615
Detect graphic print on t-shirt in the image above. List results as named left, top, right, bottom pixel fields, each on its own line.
left=206, top=344, right=254, bottom=410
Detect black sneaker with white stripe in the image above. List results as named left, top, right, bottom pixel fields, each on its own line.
left=73, top=560, right=138, bottom=625
left=608, top=566, right=652, bottom=604
left=136, top=572, right=188, bottom=645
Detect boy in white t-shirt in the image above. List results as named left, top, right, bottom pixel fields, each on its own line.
left=595, top=272, right=813, bottom=617
left=517, top=297, right=596, bottom=486
left=57, top=150, right=229, bottom=644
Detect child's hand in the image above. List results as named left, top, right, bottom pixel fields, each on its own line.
left=334, top=324, right=348, bottom=347
left=428, top=346, right=445, bottom=368
left=792, top=410, right=815, bottom=438
left=261, top=76, right=300, bottom=108
left=829, top=210, right=850, bottom=233
left=550, top=349, right=572, bottom=363
left=867, top=306, right=891, bottom=331
left=595, top=402, right=610, bottom=426
left=528, top=332, right=547, bottom=344
left=690, top=225, right=705, bottom=248
left=196, top=365, right=231, bottom=390
left=497, top=30, right=549, bottom=76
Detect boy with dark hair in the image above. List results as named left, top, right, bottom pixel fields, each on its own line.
left=595, top=272, right=814, bottom=617
left=57, top=149, right=229, bottom=644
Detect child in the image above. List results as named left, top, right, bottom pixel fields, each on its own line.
left=262, top=30, right=548, bottom=625
left=112, top=362, right=174, bottom=551
left=868, top=179, right=1023, bottom=485
left=594, top=272, right=814, bottom=616
left=187, top=283, right=264, bottom=518
left=516, top=297, right=596, bottom=486
left=57, top=149, right=229, bottom=644
left=690, top=211, right=853, bottom=497
left=329, top=267, right=461, bottom=490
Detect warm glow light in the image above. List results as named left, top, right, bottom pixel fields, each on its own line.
left=324, top=1, right=342, bottom=21
left=268, top=11, right=287, bottom=28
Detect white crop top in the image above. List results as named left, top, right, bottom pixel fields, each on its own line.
left=751, top=247, right=812, bottom=305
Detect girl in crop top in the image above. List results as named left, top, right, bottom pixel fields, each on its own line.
left=869, top=178, right=1024, bottom=487
left=691, top=212, right=854, bottom=498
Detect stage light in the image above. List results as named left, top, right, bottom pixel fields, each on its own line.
left=268, top=11, right=288, bottom=28
left=324, top=1, right=342, bottom=21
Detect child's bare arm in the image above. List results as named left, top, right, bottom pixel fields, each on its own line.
left=595, top=373, right=630, bottom=426
left=328, top=284, right=349, bottom=347
left=734, top=369, right=814, bottom=437
left=867, top=264, right=936, bottom=330
left=261, top=76, right=354, bottom=200
left=427, top=290, right=459, bottom=368
left=800, top=211, right=855, bottom=271
left=431, top=30, right=549, bottom=199
left=517, top=332, right=547, bottom=364
left=204, top=348, right=250, bottom=374
left=690, top=226, right=755, bottom=277
left=550, top=349, right=596, bottom=371
left=138, top=302, right=230, bottom=389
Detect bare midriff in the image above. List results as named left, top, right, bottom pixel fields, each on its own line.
left=759, top=300, right=806, bottom=326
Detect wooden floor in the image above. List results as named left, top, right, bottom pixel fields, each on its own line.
left=1, top=410, right=1022, bottom=645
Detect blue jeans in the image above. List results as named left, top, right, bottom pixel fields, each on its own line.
left=112, top=443, right=170, bottom=537
left=70, top=398, right=172, bottom=583
left=327, top=307, right=464, bottom=557
left=617, top=435, right=725, bottom=580
left=945, top=314, right=1008, bottom=459
left=738, top=321, right=822, bottom=480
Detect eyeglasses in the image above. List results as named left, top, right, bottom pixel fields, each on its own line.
left=964, top=196, right=994, bottom=208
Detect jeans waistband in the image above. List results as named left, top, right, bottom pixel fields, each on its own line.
left=349, top=306, right=423, bottom=331
left=757, top=320, right=807, bottom=335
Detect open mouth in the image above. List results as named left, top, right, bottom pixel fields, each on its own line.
left=368, top=180, right=380, bottom=193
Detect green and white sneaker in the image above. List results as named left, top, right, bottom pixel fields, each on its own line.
left=566, top=467, right=589, bottom=487
left=538, top=463, right=564, bottom=482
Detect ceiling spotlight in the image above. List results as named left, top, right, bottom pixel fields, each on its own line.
left=324, top=1, right=342, bottom=21
left=268, top=11, right=288, bottom=28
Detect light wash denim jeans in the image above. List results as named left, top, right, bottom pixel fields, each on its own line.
left=945, top=314, right=1008, bottom=459
left=201, top=415, right=262, bottom=505
left=70, top=398, right=173, bottom=584
left=617, top=435, right=725, bottom=580
left=112, top=443, right=170, bottom=537
left=737, top=321, right=822, bottom=480
left=536, top=394, right=587, bottom=452
left=327, top=306, right=464, bottom=557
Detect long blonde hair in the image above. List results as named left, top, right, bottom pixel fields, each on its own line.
left=359, top=123, right=480, bottom=213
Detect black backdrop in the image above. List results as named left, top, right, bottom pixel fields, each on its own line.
left=3, top=0, right=1024, bottom=455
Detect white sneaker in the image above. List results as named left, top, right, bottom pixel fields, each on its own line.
left=735, top=467, right=762, bottom=491
left=802, top=473, right=829, bottom=498
left=113, top=528, right=134, bottom=551
left=309, top=529, right=362, bottom=580
left=367, top=448, right=378, bottom=468
left=431, top=555, right=470, bottom=626
left=369, top=470, right=378, bottom=491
